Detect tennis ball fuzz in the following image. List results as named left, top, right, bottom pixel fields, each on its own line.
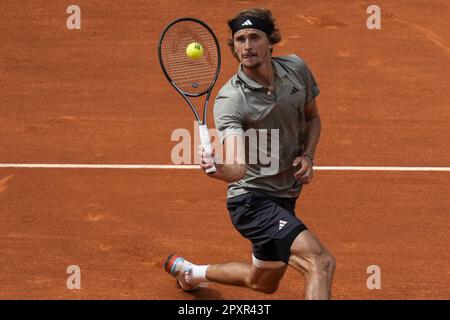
left=186, top=42, right=204, bottom=59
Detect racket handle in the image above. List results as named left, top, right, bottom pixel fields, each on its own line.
left=198, top=124, right=216, bottom=174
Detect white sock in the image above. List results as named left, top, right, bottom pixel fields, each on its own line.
left=186, top=264, right=210, bottom=285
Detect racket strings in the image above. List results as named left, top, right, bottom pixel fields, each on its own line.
left=160, top=20, right=219, bottom=95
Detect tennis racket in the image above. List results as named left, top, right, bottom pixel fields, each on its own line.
left=158, top=17, right=221, bottom=173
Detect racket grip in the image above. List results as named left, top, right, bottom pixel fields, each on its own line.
left=198, top=124, right=216, bottom=174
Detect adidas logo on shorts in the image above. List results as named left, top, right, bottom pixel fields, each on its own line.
left=279, top=220, right=288, bottom=230
left=242, top=19, right=253, bottom=26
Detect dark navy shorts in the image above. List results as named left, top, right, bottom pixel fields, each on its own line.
left=226, top=191, right=308, bottom=264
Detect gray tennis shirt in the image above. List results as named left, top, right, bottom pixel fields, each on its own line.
left=213, top=54, right=320, bottom=199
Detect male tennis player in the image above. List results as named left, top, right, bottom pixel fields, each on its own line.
left=164, top=8, right=335, bottom=299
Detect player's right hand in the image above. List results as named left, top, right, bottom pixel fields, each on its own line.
left=198, top=145, right=216, bottom=173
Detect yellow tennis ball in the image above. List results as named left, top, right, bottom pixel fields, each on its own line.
left=186, top=42, right=204, bottom=59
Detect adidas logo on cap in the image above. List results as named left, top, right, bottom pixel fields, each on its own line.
left=279, top=220, right=288, bottom=230
left=241, top=19, right=253, bottom=26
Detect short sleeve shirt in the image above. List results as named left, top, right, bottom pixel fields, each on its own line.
left=213, top=54, right=320, bottom=198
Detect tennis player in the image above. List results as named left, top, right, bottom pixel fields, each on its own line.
left=164, top=7, right=335, bottom=300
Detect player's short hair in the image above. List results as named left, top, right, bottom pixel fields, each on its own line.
left=227, top=8, right=282, bottom=60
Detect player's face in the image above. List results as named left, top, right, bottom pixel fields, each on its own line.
left=233, top=29, right=271, bottom=69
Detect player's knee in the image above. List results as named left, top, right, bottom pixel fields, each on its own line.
left=311, top=252, right=335, bottom=277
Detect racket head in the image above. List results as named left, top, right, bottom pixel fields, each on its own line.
left=158, top=17, right=221, bottom=97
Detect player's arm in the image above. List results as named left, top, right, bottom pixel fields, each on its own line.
left=303, top=98, right=321, bottom=159
left=293, top=99, right=321, bottom=184
left=199, top=134, right=246, bottom=183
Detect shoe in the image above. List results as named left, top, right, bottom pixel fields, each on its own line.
left=163, top=254, right=199, bottom=292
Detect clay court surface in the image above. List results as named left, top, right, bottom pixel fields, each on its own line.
left=0, top=0, right=449, bottom=299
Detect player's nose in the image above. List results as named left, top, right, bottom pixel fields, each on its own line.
left=244, top=38, right=252, bottom=50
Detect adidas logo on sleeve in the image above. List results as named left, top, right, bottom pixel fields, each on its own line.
left=290, top=86, right=299, bottom=95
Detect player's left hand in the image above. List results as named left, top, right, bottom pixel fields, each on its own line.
left=293, top=156, right=314, bottom=184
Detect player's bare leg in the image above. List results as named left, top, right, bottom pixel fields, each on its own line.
left=206, top=262, right=287, bottom=294
left=288, top=230, right=336, bottom=299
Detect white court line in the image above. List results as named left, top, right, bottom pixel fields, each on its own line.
left=316, top=166, right=450, bottom=172
left=0, top=164, right=450, bottom=172
left=0, top=164, right=198, bottom=169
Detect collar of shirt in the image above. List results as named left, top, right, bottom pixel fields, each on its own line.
left=236, top=58, right=288, bottom=90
